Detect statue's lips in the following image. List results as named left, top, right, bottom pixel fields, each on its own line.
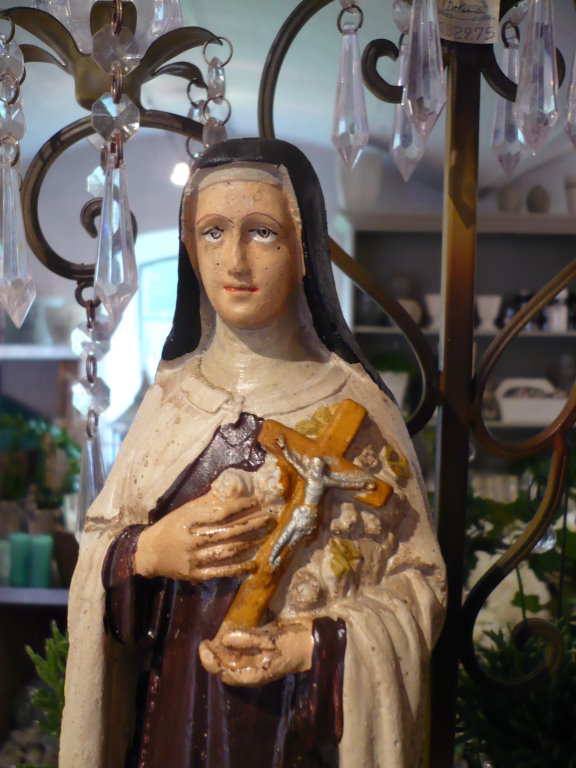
left=225, top=286, right=258, bottom=292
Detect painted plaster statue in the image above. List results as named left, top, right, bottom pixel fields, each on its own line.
left=59, top=138, right=446, bottom=768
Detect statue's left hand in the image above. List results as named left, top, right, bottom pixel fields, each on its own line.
left=198, top=619, right=314, bottom=686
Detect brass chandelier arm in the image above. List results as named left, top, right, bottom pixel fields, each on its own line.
left=459, top=438, right=569, bottom=693
left=329, top=239, right=439, bottom=435
left=258, top=0, right=334, bottom=138
left=471, top=258, right=576, bottom=459
left=21, top=110, right=203, bottom=285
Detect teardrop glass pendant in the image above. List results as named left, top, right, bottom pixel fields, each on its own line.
left=391, top=36, right=425, bottom=182
left=133, top=0, right=184, bottom=50
left=515, top=0, right=558, bottom=156
left=331, top=20, right=369, bottom=169
left=0, top=162, right=36, bottom=328
left=94, top=146, right=138, bottom=328
left=403, top=0, right=446, bottom=141
left=76, top=416, right=106, bottom=537
left=491, top=38, right=526, bottom=176
left=564, top=50, right=576, bottom=150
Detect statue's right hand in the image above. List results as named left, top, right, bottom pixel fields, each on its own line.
left=133, top=491, right=275, bottom=582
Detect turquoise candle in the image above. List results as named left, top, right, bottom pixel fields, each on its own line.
left=9, top=532, right=31, bottom=587
left=0, top=540, right=9, bottom=586
left=29, top=534, right=53, bottom=588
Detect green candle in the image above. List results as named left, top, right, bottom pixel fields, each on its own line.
left=29, top=534, right=54, bottom=588
left=9, top=532, right=30, bottom=587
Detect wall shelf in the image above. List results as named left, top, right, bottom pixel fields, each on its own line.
left=0, top=587, right=69, bottom=607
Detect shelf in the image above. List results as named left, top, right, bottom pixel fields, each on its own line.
left=0, top=344, right=76, bottom=361
left=338, top=212, right=576, bottom=235
left=355, top=325, right=576, bottom=338
left=0, top=587, right=69, bottom=606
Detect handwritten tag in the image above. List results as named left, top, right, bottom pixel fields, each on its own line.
left=437, top=0, right=500, bottom=45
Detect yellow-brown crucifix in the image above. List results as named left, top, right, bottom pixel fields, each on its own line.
left=223, top=398, right=393, bottom=630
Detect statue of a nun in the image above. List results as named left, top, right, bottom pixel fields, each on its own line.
left=59, top=138, right=446, bottom=768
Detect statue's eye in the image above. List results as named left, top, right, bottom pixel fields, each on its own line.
left=249, top=226, right=278, bottom=243
left=201, top=226, right=224, bottom=241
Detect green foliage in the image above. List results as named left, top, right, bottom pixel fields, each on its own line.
left=25, top=621, right=69, bottom=738
left=0, top=413, right=80, bottom=505
left=457, top=621, right=576, bottom=768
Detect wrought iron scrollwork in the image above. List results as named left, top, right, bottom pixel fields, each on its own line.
left=21, top=110, right=203, bottom=290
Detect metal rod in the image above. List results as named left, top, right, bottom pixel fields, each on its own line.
left=426, top=44, right=481, bottom=768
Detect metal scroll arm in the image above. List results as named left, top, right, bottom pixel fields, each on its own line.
left=20, top=110, right=203, bottom=294
left=471, top=258, right=576, bottom=460
left=329, top=240, right=439, bottom=436
left=460, top=439, right=569, bottom=694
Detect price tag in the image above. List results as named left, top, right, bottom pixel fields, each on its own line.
left=437, top=0, right=500, bottom=45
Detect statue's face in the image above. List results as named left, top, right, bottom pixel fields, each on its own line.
left=193, top=179, right=301, bottom=330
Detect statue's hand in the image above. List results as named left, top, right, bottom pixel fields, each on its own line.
left=133, top=490, right=276, bottom=582
left=198, top=619, right=314, bottom=686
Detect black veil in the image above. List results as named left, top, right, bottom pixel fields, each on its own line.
left=161, top=137, right=385, bottom=393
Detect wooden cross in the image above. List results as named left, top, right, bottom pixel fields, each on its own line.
left=223, top=398, right=393, bottom=630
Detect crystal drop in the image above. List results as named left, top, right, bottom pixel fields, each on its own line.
left=92, top=93, right=140, bottom=142
left=207, top=57, right=226, bottom=103
left=403, top=0, right=446, bottom=141
left=564, top=50, right=576, bottom=151
left=70, top=321, right=111, bottom=360
left=491, top=40, right=526, bottom=176
left=331, top=21, right=369, bottom=169
left=188, top=100, right=207, bottom=124
left=72, top=376, right=111, bottom=416
left=0, top=41, right=24, bottom=81
left=391, top=38, right=425, bottom=181
left=76, top=421, right=106, bottom=536
left=92, top=25, right=141, bottom=75
left=339, top=0, right=362, bottom=7
left=86, top=132, right=106, bottom=153
left=0, top=76, right=18, bottom=106
left=202, top=117, right=227, bottom=149
left=0, top=100, right=25, bottom=141
left=86, top=165, right=105, bottom=198
left=0, top=164, right=36, bottom=328
left=60, top=0, right=95, bottom=54
left=503, top=0, right=529, bottom=26
left=533, top=525, right=557, bottom=554
left=392, top=0, right=412, bottom=34
left=514, top=0, right=558, bottom=156
left=132, top=0, right=183, bottom=50
left=94, top=150, right=138, bottom=327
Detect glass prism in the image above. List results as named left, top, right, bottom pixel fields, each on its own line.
left=60, top=0, right=95, bottom=54
left=532, top=525, right=557, bottom=554
left=94, top=151, right=138, bottom=327
left=514, top=0, right=558, bottom=156
left=391, top=38, right=425, bottom=181
left=564, top=51, right=576, bottom=151
left=70, top=320, right=111, bottom=360
left=86, top=165, right=105, bottom=198
left=0, top=164, right=36, bottom=328
left=92, top=25, right=141, bottom=75
left=188, top=100, right=207, bottom=124
left=92, top=93, right=140, bottom=142
left=0, top=100, right=25, bottom=141
left=491, top=41, right=526, bottom=177
left=392, top=0, right=411, bottom=34
left=403, top=0, right=446, bottom=141
left=132, top=0, right=183, bottom=50
left=207, top=58, right=226, bottom=103
left=72, top=376, right=111, bottom=416
left=0, top=41, right=24, bottom=80
left=331, top=21, right=369, bottom=170
left=76, top=424, right=106, bottom=536
left=202, top=117, right=227, bottom=148
left=503, top=0, right=529, bottom=26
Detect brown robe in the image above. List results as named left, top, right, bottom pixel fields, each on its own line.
left=101, top=413, right=346, bottom=768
